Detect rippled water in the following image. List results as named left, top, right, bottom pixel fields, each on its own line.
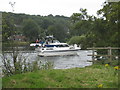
left=0, top=50, right=93, bottom=70
left=23, top=50, right=93, bottom=69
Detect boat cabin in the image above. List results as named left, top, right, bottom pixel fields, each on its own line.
left=45, top=43, right=69, bottom=47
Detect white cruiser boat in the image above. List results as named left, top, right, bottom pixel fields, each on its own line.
left=36, top=43, right=81, bottom=57
left=31, top=35, right=81, bottom=56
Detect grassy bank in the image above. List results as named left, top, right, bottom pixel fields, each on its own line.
left=2, top=41, right=31, bottom=51
left=3, top=41, right=30, bottom=47
left=2, top=65, right=119, bottom=88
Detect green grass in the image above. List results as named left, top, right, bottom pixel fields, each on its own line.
left=0, top=77, right=2, bottom=89
left=2, top=65, right=119, bottom=88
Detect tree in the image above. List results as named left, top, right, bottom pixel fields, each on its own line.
left=97, top=2, right=119, bottom=47
left=47, top=24, right=67, bottom=42
left=70, top=9, right=95, bottom=38
left=41, top=18, right=54, bottom=29
left=71, top=8, right=88, bottom=23
left=22, top=19, right=40, bottom=41
left=2, top=13, right=16, bottom=42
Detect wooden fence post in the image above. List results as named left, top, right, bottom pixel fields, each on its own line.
left=108, top=47, right=112, bottom=62
left=92, top=47, right=95, bottom=64
left=87, top=47, right=120, bottom=64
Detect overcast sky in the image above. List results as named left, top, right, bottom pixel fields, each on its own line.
left=0, top=0, right=106, bottom=17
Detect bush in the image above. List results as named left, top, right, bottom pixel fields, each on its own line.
left=68, top=35, right=86, bottom=45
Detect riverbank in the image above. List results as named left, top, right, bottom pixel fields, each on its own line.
left=3, top=41, right=30, bottom=46
left=2, top=41, right=35, bottom=51
left=2, top=64, right=118, bottom=88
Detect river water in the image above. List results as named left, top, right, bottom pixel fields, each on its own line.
left=0, top=50, right=93, bottom=70
left=22, top=50, right=93, bottom=69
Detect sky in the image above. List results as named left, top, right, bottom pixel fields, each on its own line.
left=0, top=0, right=106, bottom=17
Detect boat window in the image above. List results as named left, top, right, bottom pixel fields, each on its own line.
left=64, top=44, right=69, bottom=47
left=59, top=45, right=63, bottom=47
left=58, top=44, right=69, bottom=47
left=45, top=44, right=69, bottom=47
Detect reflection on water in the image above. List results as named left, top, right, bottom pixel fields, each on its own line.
left=0, top=50, right=93, bottom=70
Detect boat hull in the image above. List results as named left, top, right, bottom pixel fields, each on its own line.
left=38, top=50, right=78, bottom=57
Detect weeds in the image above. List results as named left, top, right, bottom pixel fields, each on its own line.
left=1, top=52, right=53, bottom=76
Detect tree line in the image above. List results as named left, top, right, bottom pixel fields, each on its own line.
left=2, top=2, right=119, bottom=49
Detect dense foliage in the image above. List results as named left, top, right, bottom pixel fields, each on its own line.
left=2, top=13, right=70, bottom=42
left=69, top=2, right=119, bottom=49
left=2, top=2, right=119, bottom=49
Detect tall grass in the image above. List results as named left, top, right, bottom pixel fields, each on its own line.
left=2, top=64, right=119, bottom=88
